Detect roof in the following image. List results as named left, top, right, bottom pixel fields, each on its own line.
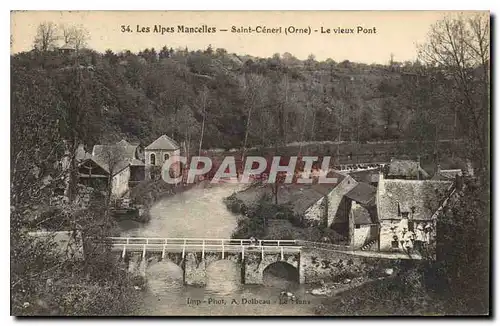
left=93, top=140, right=139, bottom=161
left=129, top=158, right=145, bottom=166
left=79, top=156, right=130, bottom=176
left=91, top=139, right=144, bottom=170
left=75, top=144, right=92, bottom=162
left=378, top=180, right=454, bottom=221
left=387, top=159, right=430, bottom=179
left=349, top=170, right=380, bottom=184
left=59, top=44, right=76, bottom=50
left=234, top=171, right=350, bottom=215
left=145, top=135, right=179, bottom=151
left=352, top=206, right=375, bottom=224
left=432, top=169, right=462, bottom=181
left=345, top=182, right=377, bottom=206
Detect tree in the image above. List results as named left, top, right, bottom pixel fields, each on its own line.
left=418, top=13, right=490, bottom=172
left=33, top=22, right=59, bottom=51
left=241, top=73, right=266, bottom=161
left=97, top=145, right=127, bottom=206
left=197, top=85, right=210, bottom=156
left=61, top=24, right=89, bottom=52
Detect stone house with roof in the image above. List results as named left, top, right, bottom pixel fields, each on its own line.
left=376, top=171, right=454, bottom=258
left=75, top=139, right=146, bottom=199
left=92, top=139, right=145, bottom=187
left=145, top=135, right=181, bottom=180
left=344, top=182, right=379, bottom=249
left=385, top=158, right=430, bottom=180
left=77, top=155, right=130, bottom=199
left=303, top=171, right=358, bottom=229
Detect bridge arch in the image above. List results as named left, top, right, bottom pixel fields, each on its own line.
left=146, top=258, right=184, bottom=288
left=262, top=261, right=299, bottom=283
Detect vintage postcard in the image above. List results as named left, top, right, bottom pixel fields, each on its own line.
left=10, top=10, right=491, bottom=316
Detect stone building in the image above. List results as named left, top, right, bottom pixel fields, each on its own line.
left=144, top=135, right=181, bottom=180
left=93, top=139, right=145, bottom=188
left=385, top=158, right=430, bottom=180
left=344, top=182, right=379, bottom=250
left=78, top=156, right=130, bottom=199
left=376, top=171, right=454, bottom=258
left=75, top=139, right=146, bottom=200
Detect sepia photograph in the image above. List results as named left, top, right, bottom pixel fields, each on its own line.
left=10, top=10, right=491, bottom=317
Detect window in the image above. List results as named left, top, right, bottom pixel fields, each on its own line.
left=391, top=241, right=399, bottom=249
left=150, top=153, right=156, bottom=165
left=355, top=224, right=361, bottom=229
left=164, top=153, right=170, bottom=161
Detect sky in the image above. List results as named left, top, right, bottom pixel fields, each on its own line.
left=10, top=10, right=488, bottom=64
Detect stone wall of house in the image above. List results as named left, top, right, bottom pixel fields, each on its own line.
left=300, top=247, right=398, bottom=284
left=112, top=166, right=130, bottom=198
left=353, top=225, right=378, bottom=249
left=145, top=148, right=181, bottom=180
left=379, top=220, right=399, bottom=251
left=145, top=148, right=181, bottom=166
left=304, top=176, right=358, bottom=226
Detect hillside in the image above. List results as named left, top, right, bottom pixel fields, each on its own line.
left=11, top=47, right=461, bottom=161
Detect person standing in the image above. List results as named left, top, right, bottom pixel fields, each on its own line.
left=415, top=223, right=425, bottom=253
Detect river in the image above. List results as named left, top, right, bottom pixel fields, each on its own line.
left=118, top=183, right=322, bottom=316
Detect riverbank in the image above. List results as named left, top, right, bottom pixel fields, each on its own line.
left=313, top=268, right=451, bottom=316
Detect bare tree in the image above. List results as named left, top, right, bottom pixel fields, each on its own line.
left=241, top=73, right=266, bottom=162
left=197, top=85, right=209, bottom=157
left=418, top=13, right=490, bottom=170
left=33, top=21, right=59, bottom=51
left=98, top=145, right=126, bottom=206
left=61, top=24, right=90, bottom=52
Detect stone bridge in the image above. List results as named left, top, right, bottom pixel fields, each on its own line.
left=109, top=237, right=303, bottom=286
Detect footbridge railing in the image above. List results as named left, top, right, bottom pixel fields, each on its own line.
left=108, top=237, right=301, bottom=260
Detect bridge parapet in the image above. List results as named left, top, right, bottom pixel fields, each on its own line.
left=109, top=237, right=302, bottom=286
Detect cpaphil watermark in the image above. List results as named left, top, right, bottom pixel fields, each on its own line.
left=161, top=155, right=339, bottom=185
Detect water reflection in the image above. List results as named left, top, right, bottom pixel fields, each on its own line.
left=206, top=260, right=241, bottom=295
left=146, top=259, right=184, bottom=296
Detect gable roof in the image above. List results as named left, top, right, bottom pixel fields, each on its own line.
left=349, top=170, right=380, bottom=184
left=145, top=135, right=179, bottom=151
left=93, top=140, right=140, bottom=161
left=78, top=157, right=110, bottom=176
left=387, top=159, right=430, bottom=179
left=345, top=182, right=377, bottom=206
left=378, top=180, right=454, bottom=221
left=78, top=156, right=130, bottom=176
left=234, top=171, right=351, bottom=215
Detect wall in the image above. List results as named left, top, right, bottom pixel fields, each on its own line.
left=351, top=201, right=378, bottom=249
left=244, top=252, right=300, bottom=284
left=145, top=148, right=181, bottom=180
left=353, top=225, right=378, bottom=249
left=112, top=166, right=131, bottom=198
left=304, top=175, right=358, bottom=226
left=145, top=149, right=181, bottom=166
left=379, top=219, right=400, bottom=251
left=300, top=247, right=398, bottom=284
left=184, top=252, right=240, bottom=286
